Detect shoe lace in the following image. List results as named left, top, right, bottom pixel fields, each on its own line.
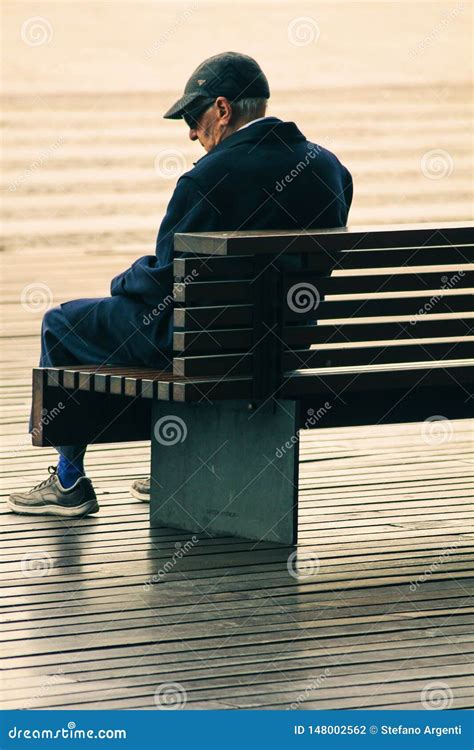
left=31, top=465, right=58, bottom=492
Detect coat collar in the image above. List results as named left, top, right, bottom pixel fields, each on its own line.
left=193, top=117, right=307, bottom=165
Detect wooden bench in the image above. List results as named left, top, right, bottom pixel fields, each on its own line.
left=32, top=222, right=474, bottom=544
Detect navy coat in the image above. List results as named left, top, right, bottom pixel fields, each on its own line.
left=48, top=117, right=352, bottom=368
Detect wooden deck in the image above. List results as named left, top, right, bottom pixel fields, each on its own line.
left=1, top=80, right=473, bottom=710
left=1, top=408, right=473, bottom=709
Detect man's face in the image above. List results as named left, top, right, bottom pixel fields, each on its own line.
left=187, top=97, right=233, bottom=153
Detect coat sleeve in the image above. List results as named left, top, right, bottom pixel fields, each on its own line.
left=110, top=175, right=220, bottom=304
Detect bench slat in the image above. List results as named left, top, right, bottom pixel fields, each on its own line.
left=173, top=353, right=252, bottom=378
left=173, top=273, right=473, bottom=307
left=172, top=377, right=253, bottom=401
left=174, top=224, right=473, bottom=256
left=174, top=255, right=255, bottom=280
left=281, top=360, right=474, bottom=398
left=174, top=305, right=252, bottom=329
left=296, top=252, right=474, bottom=276
left=284, top=318, right=473, bottom=347
left=290, top=271, right=474, bottom=294
left=174, top=279, right=251, bottom=304
left=174, top=295, right=474, bottom=329
left=51, top=367, right=173, bottom=396
left=174, top=318, right=473, bottom=353
left=319, top=247, right=474, bottom=270
left=170, top=358, right=474, bottom=402
left=285, top=294, right=474, bottom=322
left=284, top=340, right=474, bottom=370
left=173, top=340, right=474, bottom=378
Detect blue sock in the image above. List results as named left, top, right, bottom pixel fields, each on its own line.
left=57, top=452, right=85, bottom=489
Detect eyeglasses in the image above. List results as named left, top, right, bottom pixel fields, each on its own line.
left=182, top=99, right=215, bottom=129
left=183, top=111, right=201, bottom=129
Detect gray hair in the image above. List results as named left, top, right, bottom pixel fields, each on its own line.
left=232, top=97, right=268, bottom=123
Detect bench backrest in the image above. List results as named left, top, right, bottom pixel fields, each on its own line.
left=171, top=223, right=474, bottom=402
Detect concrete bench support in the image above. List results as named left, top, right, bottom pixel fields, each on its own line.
left=150, top=399, right=299, bottom=544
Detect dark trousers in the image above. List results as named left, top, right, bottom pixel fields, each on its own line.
left=31, top=298, right=171, bottom=464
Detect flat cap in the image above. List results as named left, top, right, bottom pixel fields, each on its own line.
left=164, top=51, right=270, bottom=120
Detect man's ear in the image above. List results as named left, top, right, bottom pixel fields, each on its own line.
left=216, top=96, right=232, bottom=123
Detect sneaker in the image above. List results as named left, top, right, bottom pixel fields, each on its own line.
left=7, top=465, right=99, bottom=518
left=130, top=477, right=150, bottom=502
